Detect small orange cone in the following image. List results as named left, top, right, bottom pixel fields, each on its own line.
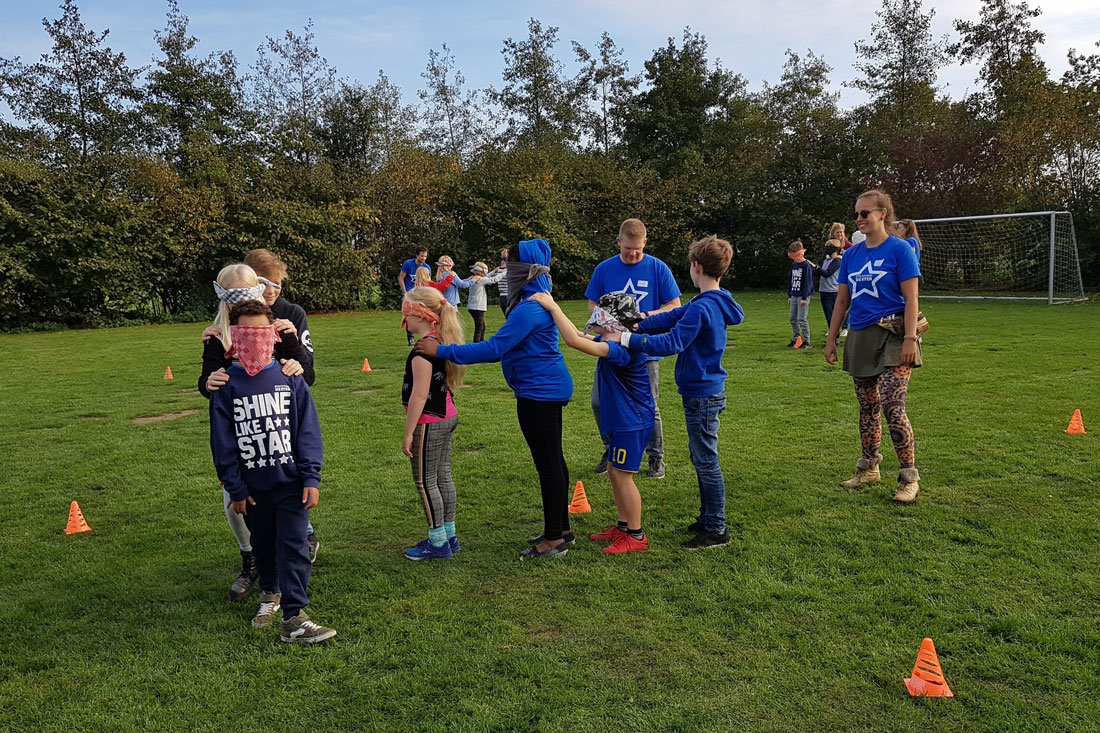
left=361, top=358, right=372, bottom=372
left=1065, top=409, right=1086, bottom=434
left=904, top=638, right=954, bottom=698
left=164, top=365, right=174, bottom=380
left=793, top=335, right=803, bottom=349
left=65, top=501, right=91, bottom=535
left=568, top=480, right=592, bottom=513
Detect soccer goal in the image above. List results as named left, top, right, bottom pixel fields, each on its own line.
left=913, top=211, right=1086, bottom=303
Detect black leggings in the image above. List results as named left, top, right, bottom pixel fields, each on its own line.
left=499, top=301, right=508, bottom=317
left=516, top=398, right=570, bottom=540
left=470, top=310, right=486, bottom=342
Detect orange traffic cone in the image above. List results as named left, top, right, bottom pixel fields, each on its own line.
left=568, top=480, right=592, bottom=513
left=1065, top=409, right=1086, bottom=434
left=164, top=365, right=174, bottom=380
left=793, top=335, right=803, bottom=349
left=65, top=501, right=91, bottom=535
left=904, top=638, right=954, bottom=698
left=361, top=358, right=372, bottom=372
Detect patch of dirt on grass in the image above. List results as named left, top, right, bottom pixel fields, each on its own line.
left=131, top=409, right=198, bottom=425
left=353, top=388, right=378, bottom=394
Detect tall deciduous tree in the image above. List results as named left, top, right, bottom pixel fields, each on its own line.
left=418, top=44, right=484, bottom=165
left=572, top=33, right=638, bottom=155
left=0, top=0, right=143, bottom=164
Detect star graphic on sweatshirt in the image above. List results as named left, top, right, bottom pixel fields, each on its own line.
left=279, top=456, right=289, bottom=464
left=257, top=458, right=268, bottom=467
left=847, top=259, right=888, bottom=300
left=620, top=279, right=650, bottom=308
left=245, top=460, right=255, bottom=469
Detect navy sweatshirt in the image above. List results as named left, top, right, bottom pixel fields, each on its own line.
left=209, top=361, right=323, bottom=502
left=624, top=289, right=745, bottom=397
left=199, top=330, right=313, bottom=399
left=270, top=296, right=314, bottom=366
left=787, top=261, right=815, bottom=298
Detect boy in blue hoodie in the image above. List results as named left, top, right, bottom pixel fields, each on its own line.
left=786, top=239, right=815, bottom=349
left=209, top=300, right=335, bottom=643
left=611, top=235, right=744, bottom=548
left=415, top=239, right=575, bottom=560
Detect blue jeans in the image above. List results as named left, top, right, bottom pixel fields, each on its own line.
left=682, top=393, right=727, bottom=533
left=820, top=291, right=837, bottom=328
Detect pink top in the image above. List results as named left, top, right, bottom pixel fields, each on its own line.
left=415, top=392, right=458, bottom=424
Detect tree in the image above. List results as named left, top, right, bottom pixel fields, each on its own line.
left=418, top=44, right=484, bottom=165
left=491, top=18, right=583, bottom=148
left=851, top=0, right=947, bottom=131
left=0, top=0, right=143, bottom=164
left=572, top=33, right=638, bottom=155
left=320, top=72, right=417, bottom=176
left=951, top=0, right=1045, bottom=102
left=250, top=20, right=336, bottom=164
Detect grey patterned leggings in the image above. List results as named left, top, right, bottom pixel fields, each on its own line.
left=409, top=415, right=458, bottom=529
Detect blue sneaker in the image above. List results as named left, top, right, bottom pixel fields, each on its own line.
left=448, top=536, right=461, bottom=554
left=404, top=538, right=453, bottom=561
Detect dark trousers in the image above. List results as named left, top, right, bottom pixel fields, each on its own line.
left=249, top=483, right=312, bottom=616
left=470, top=309, right=486, bottom=342
left=516, top=398, right=571, bottom=540
left=820, top=291, right=837, bottom=327
left=499, top=300, right=508, bottom=317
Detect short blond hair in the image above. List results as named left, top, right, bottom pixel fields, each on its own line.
left=618, top=218, right=647, bottom=241
left=689, top=235, right=733, bottom=279
left=243, top=248, right=288, bottom=282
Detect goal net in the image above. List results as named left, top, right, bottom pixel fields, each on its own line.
left=913, top=211, right=1086, bottom=303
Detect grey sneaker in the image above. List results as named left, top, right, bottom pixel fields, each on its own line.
left=306, top=532, right=319, bottom=563
left=229, top=550, right=257, bottom=601
left=251, top=591, right=281, bottom=627
left=646, top=459, right=666, bottom=479
left=281, top=612, right=337, bottom=644
left=594, top=456, right=609, bottom=474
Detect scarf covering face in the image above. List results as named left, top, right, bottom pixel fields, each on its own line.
left=213, top=281, right=266, bottom=304
left=788, top=250, right=806, bottom=263
left=401, top=300, right=441, bottom=330
left=226, top=325, right=281, bottom=376
left=504, top=239, right=553, bottom=315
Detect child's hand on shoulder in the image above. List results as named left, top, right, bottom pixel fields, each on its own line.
left=530, top=292, right=556, bottom=310
left=274, top=318, right=297, bottom=335
left=202, top=325, right=221, bottom=341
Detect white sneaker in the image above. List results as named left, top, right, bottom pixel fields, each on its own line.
left=251, top=591, right=281, bottom=627
left=280, top=612, right=337, bottom=644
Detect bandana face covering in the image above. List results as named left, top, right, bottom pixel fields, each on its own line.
left=504, top=262, right=552, bottom=315
left=788, top=251, right=806, bottom=263
left=584, top=306, right=628, bottom=334
left=401, top=300, right=441, bottom=330
left=226, top=325, right=280, bottom=376
left=213, top=281, right=266, bottom=304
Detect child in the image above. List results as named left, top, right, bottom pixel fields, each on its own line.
left=479, top=249, right=509, bottom=316
left=434, top=256, right=473, bottom=310
left=400, top=248, right=431, bottom=344
left=815, top=240, right=843, bottom=328
left=415, top=239, right=574, bottom=559
left=416, top=267, right=454, bottom=293
left=610, top=235, right=744, bottom=549
left=786, top=239, right=815, bottom=349
left=531, top=291, right=654, bottom=554
left=199, top=263, right=313, bottom=601
left=244, top=248, right=321, bottom=563
left=400, top=287, right=467, bottom=560
left=465, top=262, right=491, bottom=342
left=208, top=299, right=335, bottom=643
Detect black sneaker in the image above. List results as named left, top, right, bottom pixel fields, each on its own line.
left=646, top=459, right=666, bottom=479
left=797, top=342, right=813, bottom=350
left=527, top=531, right=576, bottom=546
left=682, top=530, right=731, bottom=549
left=786, top=339, right=798, bottom=348
left=594, top=456, right=609, bottom=474
left=685, top=520, right=705, bottom=534
left=306, top=532, right=319, bottom=563
left=229, top=550, right=257, bottom=600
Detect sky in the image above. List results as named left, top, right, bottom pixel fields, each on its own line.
left=0, top=0, right=1098, bottom=111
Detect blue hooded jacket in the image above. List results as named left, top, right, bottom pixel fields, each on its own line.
left=626, top=289, right=745, bottom=397
left=436, top=239, right=574, bottom=402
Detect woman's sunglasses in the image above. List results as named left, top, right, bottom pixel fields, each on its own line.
left=855, top=208, right=882, bottom=220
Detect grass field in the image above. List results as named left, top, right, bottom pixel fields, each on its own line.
left=1, top=292, right=1098, bottom=732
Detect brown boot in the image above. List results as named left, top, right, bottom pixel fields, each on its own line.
left=841, top=455, right=881, bottom=488
left=894, top=467, right=920, bottom=503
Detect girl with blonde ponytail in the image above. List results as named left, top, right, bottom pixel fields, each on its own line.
left=399, top=287, right=466, bottom=560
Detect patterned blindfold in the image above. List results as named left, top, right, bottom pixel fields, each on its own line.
left=213, top=281, right=266, bottom=304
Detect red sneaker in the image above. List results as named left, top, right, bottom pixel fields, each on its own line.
left=602, top=534, right=648, bottom=554
left=590, top=525, right=626, bottom=541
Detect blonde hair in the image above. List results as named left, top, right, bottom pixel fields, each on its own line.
left=434, top=255, right=454, bottom=281
left=619, top=218, right=647, bottom=241
left=826, top=238, right=843, bottom=249
left=829, top=222, right=845, bottom=239
left=243, top=248, right=288, bottom=282
left=415, top=268, right=433, bottom=287
left=213, top=263, right=262, bottom=351
left=404, top=287, right=466, bottom=393
left=857, top=189, right=896, bottom=226
left=473, top=261, right=488, bottom=273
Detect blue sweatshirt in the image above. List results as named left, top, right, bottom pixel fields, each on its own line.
left=787, top=260, right=815, bottom=298
left=624, top=289, right=745, bottom=398
left=436, top=239, right=574, bottom=403
left=594, top=338, right=655, bottom=434
left=209, top=361, right=323, bottom=502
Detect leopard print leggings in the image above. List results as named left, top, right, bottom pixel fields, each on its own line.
left=853, top=366, right=914, bottom=468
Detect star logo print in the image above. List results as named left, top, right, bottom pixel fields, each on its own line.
left=620, top=279, right=650, bottom=308
left=279, top=456, right=289, bottom=464
left=847, top=260, right=888, bottom=300
left=257, top=458, right=268, bottom=467
left=245, top=460, right=255, bottom=469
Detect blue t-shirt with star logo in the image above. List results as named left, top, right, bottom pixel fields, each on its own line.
left=585, top=254, right=681, bottom=362
left=838, top=235, right=921, bottom=330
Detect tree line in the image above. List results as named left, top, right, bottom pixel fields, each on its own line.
left=1, top=0, right=1097, bottom=329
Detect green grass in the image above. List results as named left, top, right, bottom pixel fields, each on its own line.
left=1, top=293, right=1098, bottom=732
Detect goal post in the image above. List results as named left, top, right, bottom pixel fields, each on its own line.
left=912, top=211, right=1086, bottom=303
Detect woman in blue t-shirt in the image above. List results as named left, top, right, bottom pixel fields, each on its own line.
left=824, top=189, right=923, bottom=504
